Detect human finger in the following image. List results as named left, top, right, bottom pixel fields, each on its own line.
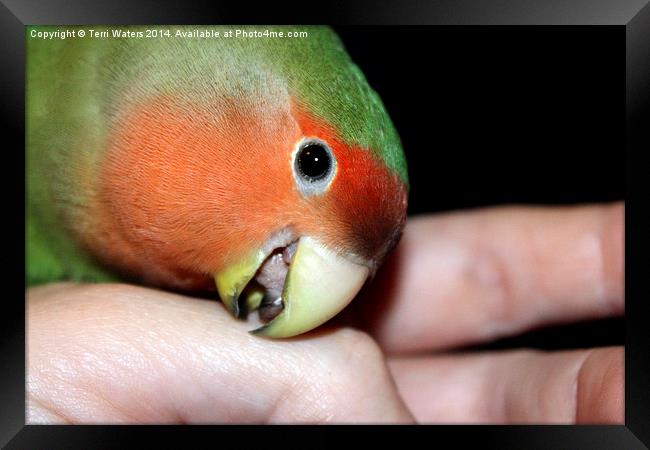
left=349, top=203, right=623, bottom=353
left=388, top=346, right=623, bottom=424
left=27, top=283, right=413, bottom=424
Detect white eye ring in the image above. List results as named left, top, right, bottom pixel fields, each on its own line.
left=292, top=137, right=337, bottom=196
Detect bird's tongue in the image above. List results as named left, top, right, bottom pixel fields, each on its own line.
left=253, top=241, right=298, bottom=321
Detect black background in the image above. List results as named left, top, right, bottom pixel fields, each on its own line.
left=334, top=26, right=625, bottom=350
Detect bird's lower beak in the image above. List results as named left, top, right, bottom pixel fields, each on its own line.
left=214, top=236, right=369, bottom=338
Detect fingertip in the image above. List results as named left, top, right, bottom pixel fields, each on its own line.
left=576, top=347, right=624, bottom=424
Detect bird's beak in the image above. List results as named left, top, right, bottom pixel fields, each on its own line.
left=214, top=236, right=369, bottom=338
left=214, top=250, right=266, bottom=318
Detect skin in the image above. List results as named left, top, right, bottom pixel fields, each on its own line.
left=27, top=202, right=623, bottom=424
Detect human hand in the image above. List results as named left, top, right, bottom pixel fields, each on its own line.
left=27, top=203, right=623, bottom=424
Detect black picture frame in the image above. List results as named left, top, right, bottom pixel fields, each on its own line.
left=5, top=0, right=648, bottom=448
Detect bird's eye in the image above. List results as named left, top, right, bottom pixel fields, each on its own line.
left=296, top=141, right=332, bottom=181
left=293, top=139, right=336, bottom=195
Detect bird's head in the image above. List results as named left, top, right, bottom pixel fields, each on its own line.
left=91, top=27, right=408, bottom=337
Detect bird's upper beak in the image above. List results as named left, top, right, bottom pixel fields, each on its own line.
left=214, top=236, right=369, bottom=338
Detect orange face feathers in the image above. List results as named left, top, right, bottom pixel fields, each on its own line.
left=86, top=93, right=406, bottom=291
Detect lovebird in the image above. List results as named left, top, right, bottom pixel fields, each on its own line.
left=27, top=26, right=408, bottom=338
